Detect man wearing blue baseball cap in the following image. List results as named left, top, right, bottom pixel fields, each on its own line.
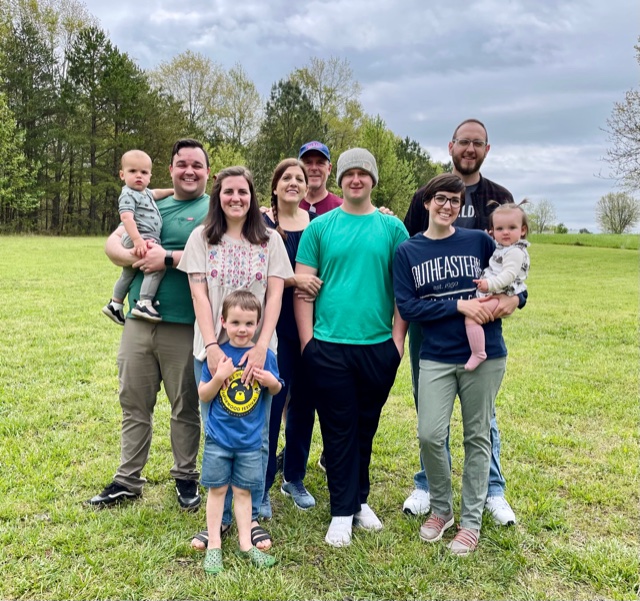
left=298, top=141, right=343, bottom=215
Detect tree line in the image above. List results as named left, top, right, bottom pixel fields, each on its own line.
left=0, top=0, right=448, bottom=235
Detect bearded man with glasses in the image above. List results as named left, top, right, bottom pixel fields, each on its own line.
left=402, top=118, right=523, bottom=528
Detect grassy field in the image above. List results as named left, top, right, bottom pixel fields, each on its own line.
left=0, top=236, right=637, bottom=600
left=529, top=232, right=638, bottom=250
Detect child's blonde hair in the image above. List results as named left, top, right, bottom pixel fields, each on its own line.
left=488, top=199, right=530, bottom=238
left=222, top=290, right=262, bottom=322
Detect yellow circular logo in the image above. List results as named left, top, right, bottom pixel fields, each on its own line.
left=219, top=369, right=261, bottom=416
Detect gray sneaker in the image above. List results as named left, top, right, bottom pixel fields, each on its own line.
left=281, top=480, right=315, bottom=510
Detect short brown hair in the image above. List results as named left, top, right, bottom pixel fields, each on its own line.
left=222, top=290, right=262, bottom=322
left=451, top=118, right=488, bottom=143
left=422, top=173, right=466, bottom=204
left=170, top=138, right=209, bottom=167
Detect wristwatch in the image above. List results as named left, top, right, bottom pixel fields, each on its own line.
left=164, top=250, right=174, bottom=267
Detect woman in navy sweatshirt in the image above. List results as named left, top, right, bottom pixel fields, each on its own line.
left=393, top=173, right=508, bottom=556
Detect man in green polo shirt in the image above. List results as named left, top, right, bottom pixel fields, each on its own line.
left=88, top=139, right=210, bottom=510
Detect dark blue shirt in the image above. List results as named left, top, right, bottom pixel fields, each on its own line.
left=393, top=228, right=507, bottom=364
left=201, top=342, right=283, bottom=451
left=263, top=212, right=316, bottom=341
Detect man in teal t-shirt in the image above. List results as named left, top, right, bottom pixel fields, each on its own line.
left=88, top=139, right=210, bottom=511
left=295, top=147, right=409, bottom=548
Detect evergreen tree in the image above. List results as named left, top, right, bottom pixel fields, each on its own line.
left=0, top=91, right=39, bottom=230
left=396, top=136, right=448, bottom=190
left=358, top=115, right=415, bottom=216
left=249, top=79, right=323, bottom=199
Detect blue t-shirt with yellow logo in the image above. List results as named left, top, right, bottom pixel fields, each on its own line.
left=201, top=342, right=282, bottom=451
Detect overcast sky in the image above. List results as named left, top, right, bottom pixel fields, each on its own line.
left=82, top=0, right=639, bottom=232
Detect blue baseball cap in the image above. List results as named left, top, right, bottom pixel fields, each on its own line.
left=298, top=141, right=330, bottom=161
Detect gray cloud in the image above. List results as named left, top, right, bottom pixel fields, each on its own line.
left=85, top=0, right=639, bottom=231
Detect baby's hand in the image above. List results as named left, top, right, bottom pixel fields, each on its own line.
left=217, top=356, right=236, bottom=383
left=133, top=238, right=148, bottom=257
left=473, top=279, right=490, bottom=293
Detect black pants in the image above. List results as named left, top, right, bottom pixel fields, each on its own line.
left=265, top=334, right=315, bottom=492
left=302, top=338, right=402, bottom=516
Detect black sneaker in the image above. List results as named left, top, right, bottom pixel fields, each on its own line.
left=276, top=448, right=284, bottom=474
left=87, top=481, right=139, bottom=507
left=102, top=301, right=125, bottom=326
left=175, top=478, right=201, bottom=511
left=131, top=299, right=162, bottom=323
left=318, top=451, right=326, bottom=473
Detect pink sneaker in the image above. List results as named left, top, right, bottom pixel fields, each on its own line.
left=419, top=513, right=454, bottom=542
left=447, top=527, right=479, bottom=556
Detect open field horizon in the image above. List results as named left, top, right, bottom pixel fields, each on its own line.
left=0, top=236, right=637, bottom=600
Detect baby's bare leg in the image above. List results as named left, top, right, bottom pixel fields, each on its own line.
left=465, top=298, right=500, bottom=371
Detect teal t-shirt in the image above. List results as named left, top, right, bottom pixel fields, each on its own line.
left=296, top=208, right=409, bottom=344
left=127, top=194, right=209, bottom=324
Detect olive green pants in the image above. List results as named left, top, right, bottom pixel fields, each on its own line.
left=418, top=358, right=506, bottom=530
left=114, top=319, right=200, bottom=493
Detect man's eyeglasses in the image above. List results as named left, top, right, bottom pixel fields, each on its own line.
left=432, top=194, right=462, bottom=208
left=453, top=138, right=487, bottom=149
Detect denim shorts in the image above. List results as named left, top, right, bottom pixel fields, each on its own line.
left=201, top=436, right=262, bottom=490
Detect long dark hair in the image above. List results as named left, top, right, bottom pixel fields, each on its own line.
left=202, top=166, right=269, bottom=245
left=269, top=158, right=309, bottom=241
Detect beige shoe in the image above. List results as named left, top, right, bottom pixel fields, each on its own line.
left=447, top=527, right=479, bottom=556
left=419, top=513, right=454, bottom=542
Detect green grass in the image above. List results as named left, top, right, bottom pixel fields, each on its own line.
left=0, top=237, right=638, bottom=600
left=530, top=233, right=639, bottom=250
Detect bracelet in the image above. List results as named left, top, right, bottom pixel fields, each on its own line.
left=204, top=342, right=219, bottom=349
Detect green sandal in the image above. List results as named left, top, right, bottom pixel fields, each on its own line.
left=239, top=545, right=276, bottom=569
left=204, top=548, right=224, bottom=575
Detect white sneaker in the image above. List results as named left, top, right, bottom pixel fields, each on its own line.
left=325, top=515, right=353, bottom=547
left=484, top=496, right=516, bottom=526
left=403, top=489, right=431, bottom=516
left=354, top=503, right=383, bottom=531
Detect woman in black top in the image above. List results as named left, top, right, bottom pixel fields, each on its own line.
left=261, top=159, right=323, bottom=517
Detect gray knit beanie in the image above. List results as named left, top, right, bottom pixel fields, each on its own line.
left=336, top=148, right=379, bottom=187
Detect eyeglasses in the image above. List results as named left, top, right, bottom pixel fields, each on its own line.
left=432, top=194, right=462, bottom=208
left=453, top=138, right=487, bottom=149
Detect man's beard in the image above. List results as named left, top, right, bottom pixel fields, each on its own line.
left=453, top=153, right=485, bottom=176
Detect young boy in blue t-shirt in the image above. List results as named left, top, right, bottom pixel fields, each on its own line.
left=199, top=290, right=282, bottom=575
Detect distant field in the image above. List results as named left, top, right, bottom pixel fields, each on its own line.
left=0, top=237, right=637, bottom=600
left=530, top=233, right=639, bottom=250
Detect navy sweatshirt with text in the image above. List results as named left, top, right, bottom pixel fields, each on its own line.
left=393, top=228, right=507, bottom=364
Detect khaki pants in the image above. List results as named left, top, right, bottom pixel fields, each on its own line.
left=114, top=319, right=200, bottom=493
left=418, top=358, right=506, bottom=530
